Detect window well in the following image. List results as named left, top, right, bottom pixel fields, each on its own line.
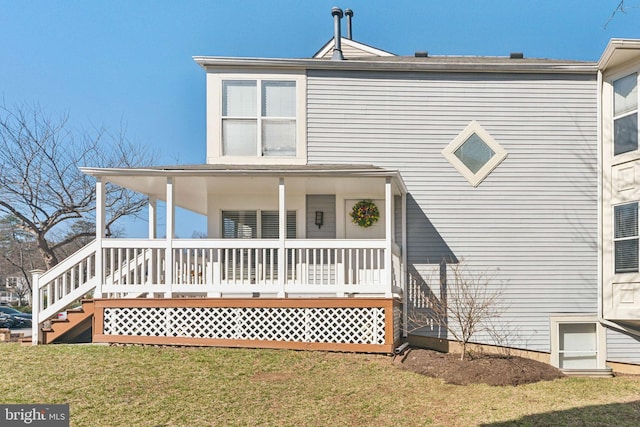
left=442, top=121, right=508, bottom=187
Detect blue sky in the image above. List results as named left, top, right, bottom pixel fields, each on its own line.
left=1, top=0, right=639, bottom=237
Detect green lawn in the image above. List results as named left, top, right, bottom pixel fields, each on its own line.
left=1, top=343, right=639, bottom=426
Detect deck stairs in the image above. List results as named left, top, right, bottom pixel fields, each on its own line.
left=41, top=299, right=95, bottom=344
left=33, top=240, right=149, bottom=344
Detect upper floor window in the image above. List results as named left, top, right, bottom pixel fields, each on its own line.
left=613, top=73, right=638, bottom=156
left=614, top=202, right=639, bottom=274
left=441, top=120, right=508, bottom=187
left=222, top=79, right=297, bottom=157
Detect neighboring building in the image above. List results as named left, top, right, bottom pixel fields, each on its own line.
left=30, top=9, right=640, bottom=373
left=1, top=275, right=29, bottom=305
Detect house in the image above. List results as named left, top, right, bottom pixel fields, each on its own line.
left=1, top=275, right=29, bottom=305
left=31, top=8, right=640, bottom=373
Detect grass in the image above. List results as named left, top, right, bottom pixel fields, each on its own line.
left=1, top=344, right=639, bottom=426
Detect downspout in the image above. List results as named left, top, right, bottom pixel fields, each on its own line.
left=402, top=191, right=408, bottom=338
left=597, top=68, right=604, bottom=326
left=331, top=7, right=344, bottom=61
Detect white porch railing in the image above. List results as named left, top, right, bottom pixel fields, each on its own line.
left=100, top=239, right=401, bottom=297
left=33, top=238, right=403, bottom=343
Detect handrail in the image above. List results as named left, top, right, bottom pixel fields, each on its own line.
left=37, top=240, right=99, bottom=285
left=32, top=240, right=100, bottom=345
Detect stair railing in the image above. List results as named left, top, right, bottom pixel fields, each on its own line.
left=31, top=240, right=99, bottom=345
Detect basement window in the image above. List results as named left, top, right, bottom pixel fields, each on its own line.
left=442, top=121, right=508, bottom=187
left=550, top=316, right=606, bottom=370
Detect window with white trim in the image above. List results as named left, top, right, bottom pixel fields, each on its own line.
left=613, top=73, right=638, bottom=156
left=222, top=80, right=297, bottom=157
left=222, top=211, right=296, bottom=239
left=614, top=202, right=639, bottom=274
left=550, top=316, right=606, bottom=370
left=441, top=121, right=508, bottom=187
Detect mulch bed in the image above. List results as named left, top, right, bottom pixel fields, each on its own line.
left=395, top=348, right=565, bottom=386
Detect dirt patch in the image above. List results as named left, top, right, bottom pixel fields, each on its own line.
left=395, top=348, right=564, bottom=386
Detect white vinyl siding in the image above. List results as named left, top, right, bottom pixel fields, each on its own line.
left=307, top=70, right=599, bottom=353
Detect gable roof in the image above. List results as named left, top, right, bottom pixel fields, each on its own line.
left=313, top=37, right=395, bottom=59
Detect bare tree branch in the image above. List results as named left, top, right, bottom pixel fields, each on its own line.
left=408, top=261, right=506, bottom=360
left=605, top=0, right=640, bottom=28
left=0, top=103, right=155, bottom=269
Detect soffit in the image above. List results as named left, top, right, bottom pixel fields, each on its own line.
left=80, top=164, right=407, bottom=214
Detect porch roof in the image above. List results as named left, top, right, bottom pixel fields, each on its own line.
left=80, top=164, right=407, bottom=215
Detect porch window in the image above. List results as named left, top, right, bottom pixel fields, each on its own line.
left=613, top=73, right=638, bottom=156
left=441, top=120, right=508, bottom=187
left=222, top=211, right=296, bottom=238
left=222, top=80, right=297, bottom=157
left=614, top=202, right=639, bottom=274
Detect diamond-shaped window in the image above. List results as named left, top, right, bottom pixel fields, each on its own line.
left=442, top=121, right=508, bottom=187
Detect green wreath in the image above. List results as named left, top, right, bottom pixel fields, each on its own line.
left=350, top=200, right=380, bottom=228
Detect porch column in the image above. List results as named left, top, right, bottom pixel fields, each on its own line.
left=94, top=177, right=105, bottom=298
left=402, top=192, right=408, bottom=337
left=164, top=177, right=175, bottom=297
left=385, top=178, right=393, bottom=298
left=278, top=178, right=286, bottom=297
left=148, top=196, right=157, bottom=239
left=31, top=269, right=44, bottom=345
left=148, top=196, right=157, bottom=296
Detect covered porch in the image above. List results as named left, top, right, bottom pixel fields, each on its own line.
left=32, top=164, right=408, bottom=351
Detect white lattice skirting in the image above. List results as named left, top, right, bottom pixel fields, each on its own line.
left=103, top=306, right=387, bottom=345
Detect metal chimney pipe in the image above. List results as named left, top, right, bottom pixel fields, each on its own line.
left=331, top=7, right=344, bottom=61
left=345, top=9, right=353, bottom=40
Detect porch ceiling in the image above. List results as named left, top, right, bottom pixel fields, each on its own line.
left=80, top=164, right=407, bottom=215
